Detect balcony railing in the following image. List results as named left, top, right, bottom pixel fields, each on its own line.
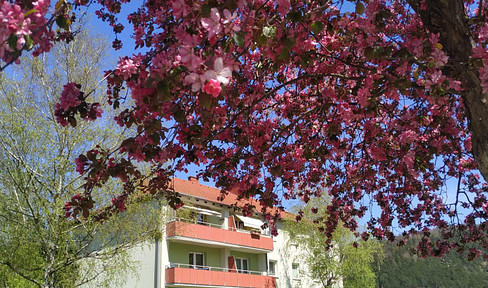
left=173, top=217, right=271, bottom=236
left=166, top=219, right=273, bottom=251
left=165, top=264, right=276, bottom=288
left=166, top=263, right=268, bottom=275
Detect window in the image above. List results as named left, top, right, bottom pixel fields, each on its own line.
left=292, top=263, right=299, bottom=279
left=189, top=252, right=205, bottom=269
left=235, top=219, right=245, bottom=230
left=268, top=260, right=277, bottom=276
left=235, top=258, right=249, bottom=273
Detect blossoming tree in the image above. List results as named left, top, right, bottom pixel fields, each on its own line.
left=4, top=0, right=488, bottom=258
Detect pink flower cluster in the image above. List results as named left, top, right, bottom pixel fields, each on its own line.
left=54, top=83, right=103, bottom=127
left=115, top=57, right=139, bottom=81
left=0, top=0, right=53, bottom=65
left=183, top=57, right=232, bottom=97
left=58, top=82, right=82, bottom=110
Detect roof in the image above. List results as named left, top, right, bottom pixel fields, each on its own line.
left=168, top=177, right=287, bottom=217
left=169, top=177, right=253, bottom=207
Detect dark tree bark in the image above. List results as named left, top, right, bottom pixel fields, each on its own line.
left=409, top=0, right=488, bottom=182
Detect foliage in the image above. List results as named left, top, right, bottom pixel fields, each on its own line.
left=284, top=196, right=382, bottom=288
left=376, top=231, right=488, bottom=288
left=4, top=0, right=488, bottom=257
left=0, top=27, right=163, bottom=287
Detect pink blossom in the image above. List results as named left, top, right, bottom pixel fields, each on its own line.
left=171, top=0, right=189, bottom=18
left=204, top=57, right=232, bottom=85
left=114, top=57, right=139, bottom=81
left=179, top=46, right=202, bottom=71
left=85, top=103, right=103, bottom=121
left=203, top=79, right=222, bottom=97
left=399, top=130, right=417, bottom=145
left=221, top=9, right=240, bottom=34
left=425, top=70, right=445, bottom=89
left=184, top=72, right=205, bottom=92
left=75, top=156, right=88, bottom=174
left=59, top=82, right=82, bottom=110
left=479, top=64, right=488, bottom=93
left=431, top=48, right=449, bottom=67
left=112, top=196, right=127, bottom=212
left=479, top=23, right=488, bottom=41
left=201, top=8, right=222, bottom=41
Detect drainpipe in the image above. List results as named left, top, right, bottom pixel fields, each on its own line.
left=154, top=238, right=161, bottom=288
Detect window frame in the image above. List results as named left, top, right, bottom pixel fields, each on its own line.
left=189, top=252, right=205, bottom=269
left=268, top=260, right=277, bottom=276
left=235, top=257, right=249, bottom=274
left=292, top=263, right=299, bottom=279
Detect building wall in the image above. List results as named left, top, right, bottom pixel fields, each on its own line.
left=168, top=242, right=222, bottom=268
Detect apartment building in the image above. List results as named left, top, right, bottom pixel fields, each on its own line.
left=88, top=177, right=339, bottom=288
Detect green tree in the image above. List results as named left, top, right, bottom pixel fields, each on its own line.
left=0, top=27, right=164, bottom=288
left=284, top=196, right=382, bottom=288
left=376, top=231, right=488, bottom=288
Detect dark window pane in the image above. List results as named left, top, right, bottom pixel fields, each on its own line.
left=196, top=253, right=204, bottom=267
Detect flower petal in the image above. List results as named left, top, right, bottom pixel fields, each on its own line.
left=214, top=57, right=224, bottom=71
left=220, top=67, right=232, bottom=78
left=204, top=70, right=217, bottom=80
left=217, top=75, right=230, bottom=85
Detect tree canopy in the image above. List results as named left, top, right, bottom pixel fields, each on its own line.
left=376, top=231, right=488, bottom=288
left=3, top=0, right=488, bottom=257
left=0, top=26, right=164, bottom=287
left=284, top=196, right=381, bottom=288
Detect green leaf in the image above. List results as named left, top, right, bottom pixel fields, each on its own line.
left=56, top=16, right=68, bottom=30
left=7, top=34, right=18, bottom=51
left=263, top=26, right=276, bottom=38
left=277, top=47, right=291, bottom=61
left=356, top=2, right=365, bottom=15
left=201, top=5, right=211, bottom=18
left=55, top=0, right=66, bottom=10
left=24, top=34, right=34, bottom=51
left=287, top=11, right=302, bottom=23
left=145, top=77, right=155, bottom=88
left=256, top=34, right=267, bottom=45
left=198, top=93, right=212, bottom=108
left=283, top=37, right=296, bottom=48
left=311, top=21, right=324, bottom=34
left=233, top=32, right=244, bottom=47
left=24, top=9, right=39, bottom=17
left=364, top=47, right=374, bottom=59
left=157, top=79, right=171, bottom=102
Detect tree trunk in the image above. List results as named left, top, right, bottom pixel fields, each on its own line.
left=408, top=0, right=488, bottom=181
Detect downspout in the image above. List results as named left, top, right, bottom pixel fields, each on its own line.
left=154, top=238, right=162, bottom=288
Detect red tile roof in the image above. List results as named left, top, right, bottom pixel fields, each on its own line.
left=168, top=177, right=286, bottom=217
left=169, top=177, right=250, bottom=206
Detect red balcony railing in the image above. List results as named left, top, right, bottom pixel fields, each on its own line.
left=165, top=266, right=276, bottom=288
left=166, top=220, right=273, bottom=251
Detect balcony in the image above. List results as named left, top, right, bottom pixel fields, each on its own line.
left=166, top=220, right=273, bottom=251
left=165, top=264, right=276, bottom=288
